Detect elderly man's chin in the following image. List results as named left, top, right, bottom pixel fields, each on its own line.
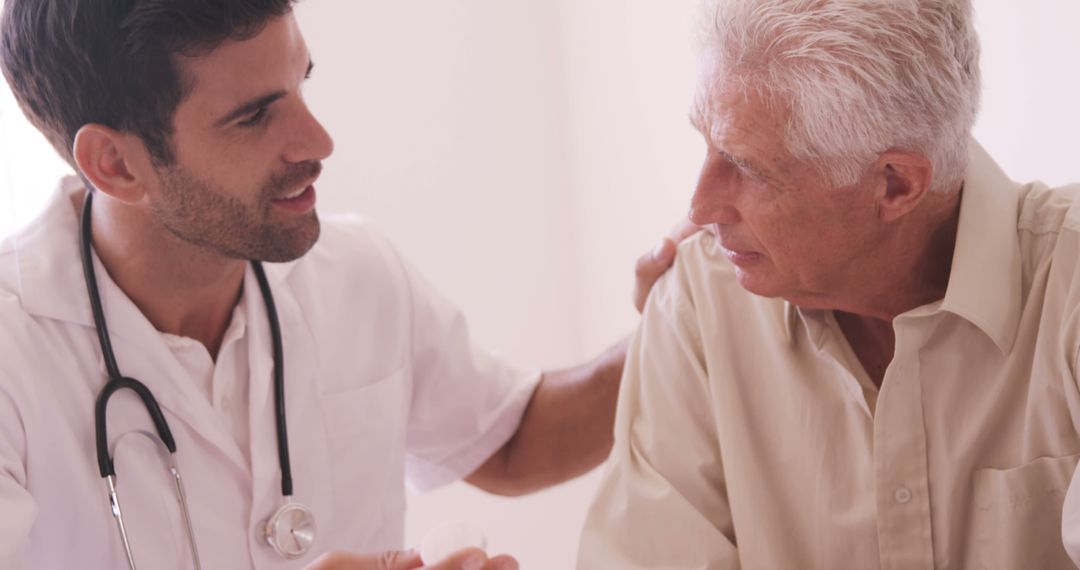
left=733, top=266, right=784, bottom=299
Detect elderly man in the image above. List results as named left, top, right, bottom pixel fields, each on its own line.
left=578, top=1, right=1080, bottom=569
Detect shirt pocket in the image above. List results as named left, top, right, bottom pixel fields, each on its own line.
left=318, top=366, right=410, bottom=539
left=970, top=453, right=1080, bottom=570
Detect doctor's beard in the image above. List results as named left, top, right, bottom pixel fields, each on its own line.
left=150, top=160, right=323, bottom=263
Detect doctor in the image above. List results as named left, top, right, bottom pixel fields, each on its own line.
left=0, top=1, right=687, bottom=569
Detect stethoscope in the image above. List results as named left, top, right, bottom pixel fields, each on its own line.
left=79, top=190, right=317, bottom=568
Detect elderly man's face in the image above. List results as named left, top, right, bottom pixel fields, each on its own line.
left=689, top=75, right=886, bottom=308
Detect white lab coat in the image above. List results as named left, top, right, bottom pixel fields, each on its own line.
left=0, top=178, right=540, bottom=569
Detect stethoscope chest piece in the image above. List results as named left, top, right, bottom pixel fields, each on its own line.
left=261, top=501, right=317, bottom=559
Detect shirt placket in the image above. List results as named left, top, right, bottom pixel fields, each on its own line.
left=873, top=319, right=935, bottom=570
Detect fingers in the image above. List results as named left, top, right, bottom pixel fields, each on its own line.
left=384, top=550, right=425, bottom=569
left=303, top=550, right=423, bottom=570
left=668, top=219, right=701, bottom=244
left=421, top=547, right=519, bottom=570
left=304, top=548, right=517, bottom=570
left=632, top=220, right=704, bottom=313
left=421, top=547, right=487, bottom=570
left=633, top=237, right=677, bottom=313
left=485, top=554, right=520, bottom=570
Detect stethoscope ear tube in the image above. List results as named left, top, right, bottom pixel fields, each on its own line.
left=95, top=377, right=178, bottom=478
left=81, top=192, right=179, bottom=477
left=79, top=191, right=123, bottom=381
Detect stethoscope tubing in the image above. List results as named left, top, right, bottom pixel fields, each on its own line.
left=79, top=190, right=295, bottom=495
left=78, top=190, right=307, bottom=566
left=250, top=261, right=295, bottom=497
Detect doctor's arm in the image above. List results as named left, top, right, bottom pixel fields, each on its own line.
left=465, top=337, right=628, bottom=496
left=465, top=222, right=698, bottom=496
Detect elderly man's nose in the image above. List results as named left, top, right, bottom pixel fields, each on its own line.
left=689, top=186, right=741, bottom=226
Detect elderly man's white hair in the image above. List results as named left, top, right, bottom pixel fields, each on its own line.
left=701, top=0, right=981, bottom=192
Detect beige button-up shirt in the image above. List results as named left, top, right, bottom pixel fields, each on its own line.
left=578, top=143, right=1080, bottom=570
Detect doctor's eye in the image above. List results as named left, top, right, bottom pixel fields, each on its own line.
left=239, top=107, right=270, bottom=128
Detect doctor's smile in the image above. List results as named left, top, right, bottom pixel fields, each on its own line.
left=268, top=161, right=322, bottom=215
left=272, top=185, right=317, bottom=213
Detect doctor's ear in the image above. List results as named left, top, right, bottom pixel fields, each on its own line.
left=871, top=150, right=934, bottom=223
left=72, top=124, right=150, bottom=205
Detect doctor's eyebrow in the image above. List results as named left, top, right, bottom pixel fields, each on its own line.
left=214, top=59, right=315, bottom=128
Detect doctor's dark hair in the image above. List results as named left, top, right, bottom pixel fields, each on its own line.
left=0, top=0, right=297, bottom=167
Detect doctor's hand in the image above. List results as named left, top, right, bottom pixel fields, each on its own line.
left=633, top=220, right=701, bottom=313
left=305, top=547, right=519, bottom=570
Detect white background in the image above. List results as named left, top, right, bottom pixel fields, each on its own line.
left=1, top=1, right=1078, bottom=568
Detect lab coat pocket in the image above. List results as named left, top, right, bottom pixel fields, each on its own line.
left=970, top=453, right=1080, bottom=570
left=318, top=366, right=410, bottom=539
left=319, top=365, right=409, bottom=438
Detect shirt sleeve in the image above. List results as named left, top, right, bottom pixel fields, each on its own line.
left=1064, top=303, right=1080, bottom=564
left=1064, top=463, right=1080, bottom=566
left=577, top=270, right=739, bottom=569
left=1060, top=226, right=1080, bottom=565
left=0, top=385, right=34, bottom=568
left=397, top=254, right=541, bottom=492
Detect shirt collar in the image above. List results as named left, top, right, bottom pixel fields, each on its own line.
left=936, top=140, right=1023, bottom=354
left=784, top=139, right=1023, bottom=354
left=13, top=176, right=300, bottom=338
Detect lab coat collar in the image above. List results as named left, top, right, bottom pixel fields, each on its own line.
left=12, top=176, right=318, bottom=475
left=12, top=176, right=96, bottom=330
left=782, top=139, right=1023, bottom=355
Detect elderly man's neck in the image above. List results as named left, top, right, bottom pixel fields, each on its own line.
left=73, top=191, right=245, bottom=360
left=796, top=184, right=962, bottom=321
left=814, top=185, right=962, bottom=387
left=859, top=184, right=960, bottom=321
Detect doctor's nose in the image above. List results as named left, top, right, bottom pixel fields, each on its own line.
left=283, top=103, right=335, bottom=164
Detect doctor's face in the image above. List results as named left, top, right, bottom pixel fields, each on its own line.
left=145, top=13, right=334, bottom=262
left=688, top=67, right=884, bottom=309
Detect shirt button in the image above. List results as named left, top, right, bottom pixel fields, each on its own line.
left=894, top=487, right=913, bottom=504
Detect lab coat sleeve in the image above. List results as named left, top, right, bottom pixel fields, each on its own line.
left=396, top=253, right=541, bottom=492
left=577, top=269, right=739, bottom=570
left=0, top=383, right=35, bottom=568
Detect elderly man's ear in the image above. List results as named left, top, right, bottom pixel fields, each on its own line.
left=872, top=150, right=935, bottom=223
